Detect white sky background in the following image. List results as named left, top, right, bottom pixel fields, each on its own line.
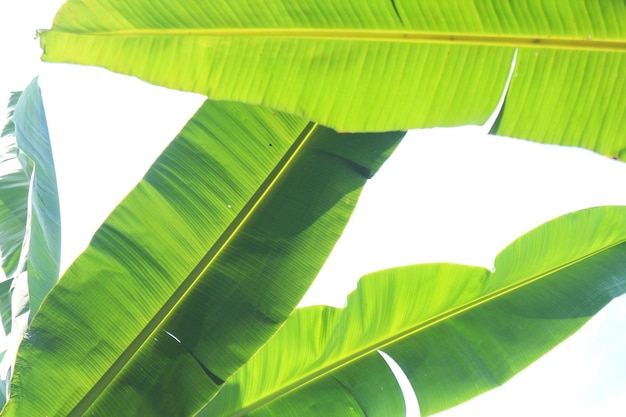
left=2, top=1, right=626, bottom=416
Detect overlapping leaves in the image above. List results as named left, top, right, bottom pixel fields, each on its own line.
left=0, top=79, right=60, bottom=407
left=1, top=97, right=403, bottom=416
left=200, top=206, right=626, bottom=416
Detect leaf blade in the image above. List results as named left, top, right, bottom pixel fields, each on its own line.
left=11, top=79, right=61, bottom=316
left=0, top=92, right=28, bottom=287
left=1, top=99, right=404, bottom=416
left=200, top=206, right=626, bottom=416
left=39, top=0, right=626, bottom=156
left=0, top=78, right=60, bottom=409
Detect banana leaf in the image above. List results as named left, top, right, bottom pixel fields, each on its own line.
left=199, top=205, right=626, bottom=417
left=0, top=79, right=60, bottom=408
left=0, top=79, right=60, bottom=324
left=7, top=79, right=61, bottom=318
left=0, top=92, right=28, bottom=286
left=39, top=0, right=626, bottom=158
left=0, top=98, right=404, bottom=416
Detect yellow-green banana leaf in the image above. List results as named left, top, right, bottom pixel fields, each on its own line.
left=39, top=0, right=626, bottom=157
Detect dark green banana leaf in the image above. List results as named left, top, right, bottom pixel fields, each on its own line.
left=39, top=0, right=626, bottom=158
left=0, top=98, right=404, bottom=416
left=199, top=206, right=626, bottom=417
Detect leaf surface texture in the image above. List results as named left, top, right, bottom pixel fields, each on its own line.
left=40, top=0, right=626, bottom=157
left=1, top=99, right=403, bottom=416
left=200, top=206, right=626, bottom=416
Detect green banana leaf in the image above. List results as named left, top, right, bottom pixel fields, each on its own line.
left=0, top=98, right=404, bottom=416
left=0, top=80, right=60, bottom=408
left=39, top=0, right=626, bottom=158
left=199, top=206, right=626, bottom=417
left=0, top=92, right=29, bottom=407
left=0, top=92, right=28, bottom=285
left=7, top=79, right=61, bottom=318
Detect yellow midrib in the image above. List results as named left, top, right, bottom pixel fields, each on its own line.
left=50, top=28, right=626, bottom=52
left=223, top=238, right=626, bottom=417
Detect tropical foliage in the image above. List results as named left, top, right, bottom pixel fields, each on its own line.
left=1, top=0, right=625, bottom=416
left=39, top=0, right=626, bottom=155
left=0, top=79, right=60, bottom=404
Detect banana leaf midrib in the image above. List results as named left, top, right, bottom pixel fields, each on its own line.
left=42, top=28, right=626, bottom=52
left=67, top=122, right=319, bottom=417
left=223, top=237, right=626, bottom=417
